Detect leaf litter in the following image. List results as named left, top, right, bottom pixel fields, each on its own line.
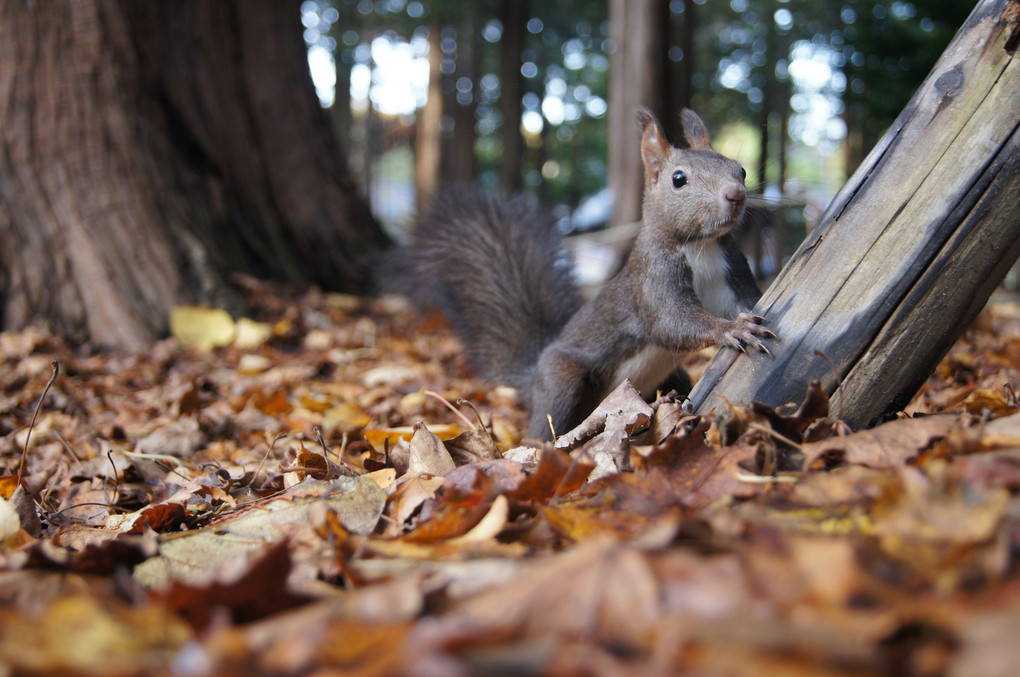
left=0, top=278, right=1019, bottom=675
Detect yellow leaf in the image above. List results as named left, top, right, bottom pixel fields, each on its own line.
left=0, top=498, right=20, bottom=544
left=170, top=305, right=237, bottom=349
left=363, top=425, right=461, bottom=450
left=322, top=402, right=372, bottom=433
left=235, top=317, right=273, bottom=349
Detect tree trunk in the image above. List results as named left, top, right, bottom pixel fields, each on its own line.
left=661, top=0, right=696, bottom=142
left=416, top=20, right=444, bottom=207
left=607, top=0, right=668, bottom=229
left=445, top=10, right=479, bottom=184
left=0, top=0, right=388, bottom=351
left=689, top=0, right=1020, bottom=428
left=499, top=0, right=527, bottom=191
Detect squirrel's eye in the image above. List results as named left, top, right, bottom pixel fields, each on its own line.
left=672, top=170, right=688, bottom=188
left=740, top=167, right=747, bottom=180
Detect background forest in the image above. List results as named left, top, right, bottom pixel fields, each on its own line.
left=0, top=0, right=980, bottom=349
left=302, top=0, right=972, bottom=241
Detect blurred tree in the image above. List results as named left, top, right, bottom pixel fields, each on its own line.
left=0, top=0, right=388, bottom=350
left=444, top=6, right=481, bottom=183
left=308, top=0, right=973, bottom=239
left=499, top=0, right=529, bottom=191
left=416, top=14, right=444, bottom=205
left=607, top=0, right=670, bottom=228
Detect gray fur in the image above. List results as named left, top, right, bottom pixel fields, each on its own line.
left=401, top=188, right=582, bottom=398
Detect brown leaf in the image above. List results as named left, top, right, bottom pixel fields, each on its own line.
left=127, top=502, right=187, bottom=534
left=444, top=428, right=503, bottom=466
left=646, top=435, right=762, bottom=507
left=402, top=469, right=497, bottom=542
left=405, top=422, right=456, bottom=477
left=0, top=594, right=192, bottom=675
left=556, top=379, right=653, bottom=450
left=803, top=414, right=967, bottom=470
left=506, top=448, right=593, bottom=502
left=648, top=398, right=695, bottom=445
left=444, top=537, right=661, bottom=649
left=133, top=476, right=385, bottom=587
left=160, top=541, right=310, bottom=631
left=750, top=379, right=830, bottom=444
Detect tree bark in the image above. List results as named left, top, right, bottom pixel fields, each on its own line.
left=416, top=20, right=444, bottom=206
left=499, top=0, right=527, bottom=192
left=689, top=0, right=1020, bottom=428
left=607, top=0, right=668, bottom=228
left=661, top=0, right=695, bottom=143
left=445, top=10, right=479, bottom=184
left=0, top=0, right=388, bottom=351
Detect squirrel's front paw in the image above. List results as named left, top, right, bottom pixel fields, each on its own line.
left=721, top=313, right=777, bottom=356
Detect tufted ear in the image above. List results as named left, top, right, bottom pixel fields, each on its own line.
left=680, top=108, right=713, bottom=149
left=637, top=107, right=671, bottom=185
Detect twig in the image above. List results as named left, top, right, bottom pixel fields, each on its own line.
left=456, top=398, right=488, bottom=432
left=105, top=449, right=120, bottom=506
left=47, top=502, right=131, bottom=518
left=241, top=431, right=287, bottom=489
left=51, top=429, right=81, bottom=462
left=550, top=448, right=583, bottom=502
left=18, top=360, right=59, bottom=486
left=424, top=390, right=475, bottom=429
left=313, top=427, right=358, bottom=478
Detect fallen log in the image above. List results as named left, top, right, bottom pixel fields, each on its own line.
left=689, top=0, right=1020, bottom=428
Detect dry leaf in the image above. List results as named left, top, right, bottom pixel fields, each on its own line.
left=405, top=422, right=456, bottom=477
left=134, top=476, right=385, bottom=587
left=170, top=305, right=237, bottom=349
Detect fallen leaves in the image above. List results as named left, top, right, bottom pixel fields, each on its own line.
left=1, top=283, right=1020, bottom=675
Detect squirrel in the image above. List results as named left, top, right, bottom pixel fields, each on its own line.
left=402, top=108, right=776, bottom=441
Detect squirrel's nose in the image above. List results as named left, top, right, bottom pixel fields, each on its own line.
left=725, top=185, right=746, bottom=204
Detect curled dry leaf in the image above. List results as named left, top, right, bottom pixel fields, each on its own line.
left=556, top=380, right=653, bottom=480
left=405, top=422, right=456, bottom=478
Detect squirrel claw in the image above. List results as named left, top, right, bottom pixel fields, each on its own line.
left=723, top=313, right=777, bottom=357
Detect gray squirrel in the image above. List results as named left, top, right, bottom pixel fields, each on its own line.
left=402, top=108, right=775, bottom=441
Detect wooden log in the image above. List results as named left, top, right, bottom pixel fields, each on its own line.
left=689, top=0, right=1020, bottom=428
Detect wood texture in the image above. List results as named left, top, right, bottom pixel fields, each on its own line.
left=607, top=0, right=666, bottom=229
left=0, top=0, right=387, bottom=350
left=689, top=0, right=1020, bottom=428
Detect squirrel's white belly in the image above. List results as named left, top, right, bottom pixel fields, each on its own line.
left=612, top=345, right=679, bottom=397
left=684, top=238, right=741, bottom=319
left=613, top=240, right=743, bottom=396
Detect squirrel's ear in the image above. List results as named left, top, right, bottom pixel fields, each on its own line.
left=638, top=108, right=670, bottom=184
left=680, top=109, right=712, bottom=150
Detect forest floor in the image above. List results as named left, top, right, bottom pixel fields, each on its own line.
left=2, top=277, right=1020, bottom=676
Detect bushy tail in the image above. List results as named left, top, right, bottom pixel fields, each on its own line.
left=400, top=189, right=581, bottom=398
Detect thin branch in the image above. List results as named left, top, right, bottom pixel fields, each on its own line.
left=424, top=390, right=475, bottom=429
left=18, top=361, right=59, bottom=487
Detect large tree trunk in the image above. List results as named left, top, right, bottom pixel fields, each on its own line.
left=689, top=0, right=1020, bottom=428
left=416, top=19, right=444, bottom=207
left=0, top=0, right=388, bottom=351
left=498, top=0, right=527, bottom=192
left=607, top=0, right=668, bottom=229
left=444, top=9, right=479, bottom=184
